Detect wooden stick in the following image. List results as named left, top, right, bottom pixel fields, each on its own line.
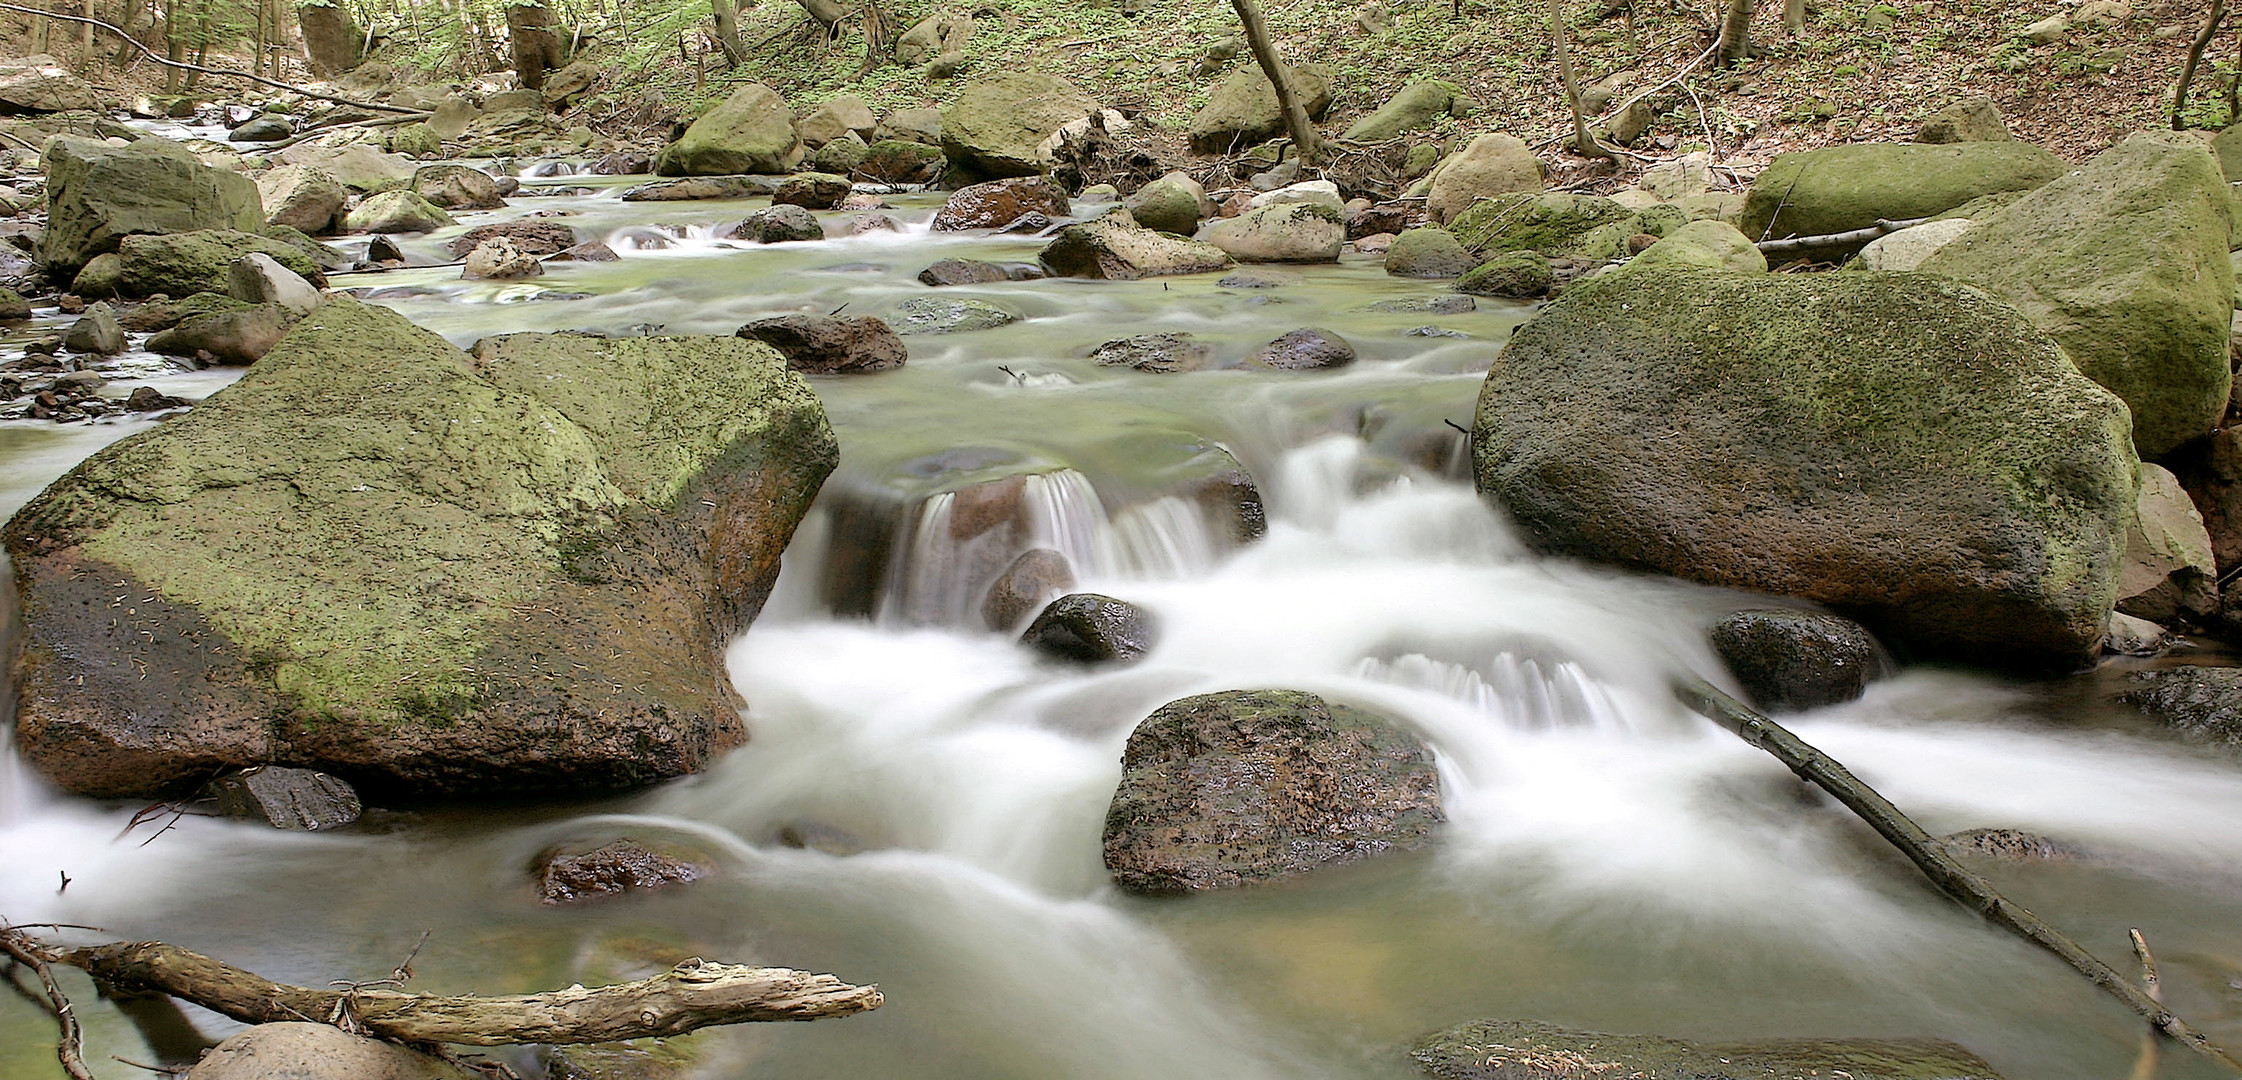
left=1675, top=678, right=2242, bottom=1075
left=0, top=2, right=421, bottom=114
left=2129, top=929, right=2164, bottom=1080
left=30, top=938, right=878, bottom=1046
left=0, top=930, right=97, bottom=1080
left=1754, top=215, right=1930, bottom=256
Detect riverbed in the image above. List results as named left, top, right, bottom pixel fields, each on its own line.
left=3, top=171, right=2241, bottom=1080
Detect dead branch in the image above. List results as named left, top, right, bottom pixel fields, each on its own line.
left=0, top=3, right=421, bottom=115
left=2173, top=0, right=2230, bottom=129
left=1754, top=215, right=1929, bottom=255
left=2129, top=929, right=2164, bottom=1080
left=23, top=938, right=878, bottom=1046
left=1676, top=679, right=2242, bottom=1075
left=0, top=929, right=96, bottom=1080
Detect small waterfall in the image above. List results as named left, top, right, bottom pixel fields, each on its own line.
left=1017, top=469, right=1106, bottom=574
left=1101, top=496, right=1220, bottom=579
left=1355, top=651, right=1640, bottom=734
left=523, top=160, right=578, bottom=178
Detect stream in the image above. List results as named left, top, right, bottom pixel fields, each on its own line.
left=4, top=165, right=2242, bottom=1080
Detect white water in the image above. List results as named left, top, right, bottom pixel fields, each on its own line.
left=5, top=190, right=2242, bottom=1080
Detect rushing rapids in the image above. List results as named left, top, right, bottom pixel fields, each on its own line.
left=3, top=172, right=2242, bottom=1080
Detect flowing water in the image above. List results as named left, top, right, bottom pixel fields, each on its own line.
left=4, top=172, right=2242, bottom=1080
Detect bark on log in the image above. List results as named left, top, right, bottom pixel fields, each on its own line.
left=1675, top=678, right=2242, bottom=1075
left=1229, top=0, right=1323, bottom=165
left=50, top=941, right=881, bottom=1045
left=1753, top=215, right=1928, bottom=256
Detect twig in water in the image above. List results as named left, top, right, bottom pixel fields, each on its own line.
left=0, top=926, right=96, bottom=1080
left=56, top=872, right=69, bottom=895
left=1443, top=418, right=1470, bottom=436
left=108, top=1056, right=175, bottom=1074
left=391, top=929, right=432, bottom=985
left=2130, top=929, right=2165, bottom=1080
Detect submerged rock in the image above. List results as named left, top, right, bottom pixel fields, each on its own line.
left=1475, top=269, right=2137, bottom=670
left=1247, top=326, right=1354, bottom=370
left=890, top=296, right=1018, bottom=334
left=1020, top=592, right=1156, bottom=664
left=183, top=1022, right=468, bottom=1080
left=1094, top=332, right=1217, bottom=373
left=203, top=765, right=362, bottom=830
left=537, top=840, right=711, bottom=904
left=1711, top=609, right=1883, bottom=713
left=1104, top=689, right=1442, bottom=893
left=1942, top=827, right=2078, bottom=861
left=2119, top=666, right=2242, bottom=745
left=5, top=301, right=836, bottom=798
left=1413, top=1019, right=2004, bottom=1080
left=732, top=204, right=825, bottom=243
left=1039, top=217, right=1232, bottom=280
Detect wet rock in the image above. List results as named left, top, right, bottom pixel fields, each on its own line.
left=798, top=94, right=878, bottom=147
left=62, top=301, right=124, bottom=355
left=2105, top=611, right=2168, bottom=655
left=1367, top=295, right=1476, bottom=314
left=918, top=257, right=1011, bottom=286
left=1710, top=609, right=1882, bottom=713
left=203, top=765, right=362, bottom=830
left=619, top=175, right=779, bottom=201
left=1104, top=689, right=1441, bottom=893
left=537, top=840, right=712, bottom=904
left=548, top=241, right=620, bottom=262
left=1424, top=133, right=1545, bottom=224
left=1455, top=251, right=1552, bottom=298
left=182, top=1022, right=468, bottom=1080
left=995, top=212, right=1054, bottom=235
left=856, top=139, right=947, bottom=184
left=345, top=189, right=455, bottom=234
left=773, top=819, right=866, bottom=856
left=120, top=291, right=249, bottom=332
left=146, top=303, right=292, bottom=364
left=890, top=296, right=1018, bottom=334
left=940, top=72, right=1101, bottom=180
left=1348, top=200, right=1413, bottom=239
left=227, top=116, right=291, bottom=143
left=117, top=230, right=326, bottom=299
left=5, top=301, right=836, bottom=798
left=38, top=136, right=263, bottom=280
left=1942, top=827, right=2077, bottom=861
left=365, top=235, right=406, bottom=264
left=0, top=287, right=28, bottom=320
left=655, top=81, right=802, bottom=176
left=808, top=131, right=869, bottom=175
left=1248, top=327, right=1354, bottom=370
left=982, top=548, right=1076, bottom=630
left=1477, top=269, right=2137, bottom=670
left=1740, top=142, right=2065, bottom=260
left=2120, top=666, right=2242, bottom=745
left=733, top=204, right=825, bottom=243
left=774, top=171, right=851, bottom=210
left=443, top=221, right=579, bottom=259
left=1021, top=593, right=1156, bottom=664
left=462, top=238, right=546, bottom=281
left=228, top=253, right=322, bottom=316
left=1039, top=217, right=1232, bottom=280
left=1413, top=1019, right=2003, bottom=1080
left=932, top=176, right=1071, bottom=231
left=1094, top=332, right=1217, bottom=373
left=1200, top=200, right=1344, bottom=263
left=257, top=165, right=348, bottom=235
left=125, top=386, right=188, bottom=412
left=736, top=313, right=906, bottom=374
left=1920, top=131, right=2235, bottom=458
left=841, top=213, right=903, bottom=235
left=409, top=163, right=506, bottom=210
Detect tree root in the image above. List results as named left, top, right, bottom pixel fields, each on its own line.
left=1676, top=678, right=2242, bottom=1075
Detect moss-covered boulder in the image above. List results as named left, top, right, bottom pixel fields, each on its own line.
left=1383, top=227, right=1476, bottom=278
left=1124, top=171, right=1208, bottom=236
left=654, top=82, right=803, bottom=176
left=409, top=163, right=505, bottom=210
left=1919, top=130, right=2235, bottom=459
left=1474, top=269, right=2137, bottom=669
left=941, top=72, right=1101, bottom=180
left=1617, top=218, right=1768, bottom=274
left=115, top=229, right=327, bottom=299
left=1186, top=62, right=1333, bottom=154
left=1414, top=1019, right=2003, bottom=1080
left=38, top=136, right=263, bottom=279
left=257, top=164, right=349, bottom=235
left=856, top=138, right=946, bottom=184
left=1341, top=80, right=1463, bottom=143
left=345, top=189, right=455, bottom=234
left=4, top=301, right=836, bottom=798
left=1455, top=251, right=1552, bottom=297
left=1448, top=192, right=1632, bottom=257
left=1425, top=133, right=1545, bottom=224
left=1199, top=200, right=1344, bottom=262
left=1039, top=217, right=1232, bottom=280
left=1104, top=689, right=1442, bottom=893
left=1740, top=142, right=2065, bottom=259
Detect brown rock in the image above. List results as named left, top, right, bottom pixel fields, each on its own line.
left=736, top=313, right=907, bottom=374
left=443, top=221, right=579, bottom=260
left=537, top=840, right=710, bottom=904
left=931, top=176, right=1071, bottom=231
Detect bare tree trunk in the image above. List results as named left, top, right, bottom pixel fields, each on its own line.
left=794, top=0, right=843, bottom=31
left=507, top=0, right=567, bottom=90
left=1228, top=0, right=1321, bottom=164
left=1550, top=0, right=1617, bottom=160
left=710, top=0, right=745, bottom=65
left=29, top=0, right=50, bottom=54
left=1713, top=0, right=1753, bottom=64
left=75, top=0, right=93, bottom=64
left=856, top=0, right=892, bottom=76
left=1781, top=0, right=1802, bottom=32
left=2173, top=0, right=2229, bottom=129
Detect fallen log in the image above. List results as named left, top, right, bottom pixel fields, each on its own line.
left=1754, top=215, right=1931, bottom=257
left=14, top=935, right=878, bottom=1046
left=1675, top=677, right=2242, bottom=1075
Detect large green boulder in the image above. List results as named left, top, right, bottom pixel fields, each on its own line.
left=1474, top=269, right=2137, bottom=669
left=655, top=82, right=803, bottom=176
left=1103, top=689, right=1442, bottom=893
left=1740, top=142, right=2066, bottom=257
left=115, top=229, right=327, bottom=299
left=3, top=301, right=836, bottom=798
left=1415, top=1019, right=2003, bottom=1080
left=1447, top=191, right=1632, bottom=256
left=1187, top=62, right=1332, bottom=154
left=1616, top=218, right=1768, bottom=274
left=38, top=136, right=263, bottom=279
left=941, top=72, right=1101, bottom=180
left=1919, top=130, right=2235, bottom=459
left=1424, top=133, right=1544, bottom=224
left=273, top=142, right=418, bottom=193
left=1340, top=80, right=1462, bottom=143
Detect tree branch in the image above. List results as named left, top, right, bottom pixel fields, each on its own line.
left=0, top=929, right=97, bottom=1080
left=1676, top=678, right=2242, bottom=1075
left=1754, top=215, right=1930, bottom=256
left=2173, top=0, right=2230, bottom=129
left=0, top=2, right=421, bottom=114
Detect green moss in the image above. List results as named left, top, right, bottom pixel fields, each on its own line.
left=1448, top=192, right=1632, bottom=256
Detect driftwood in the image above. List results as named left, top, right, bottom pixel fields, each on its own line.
left=1754, top=215, right=1930, bottom=256
left=0, top=3, right=421, bottom=115
left=1675, top=678, right=2242, bottom=1075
